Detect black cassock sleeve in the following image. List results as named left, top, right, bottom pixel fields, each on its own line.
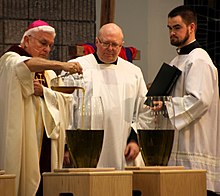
left=127, top=127, right=138, bottom=144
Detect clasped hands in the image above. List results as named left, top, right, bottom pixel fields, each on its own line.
left=145, top=100, right=164, bottom=111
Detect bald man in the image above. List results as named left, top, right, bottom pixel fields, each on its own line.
left=65, top=23, right=147, bottom=169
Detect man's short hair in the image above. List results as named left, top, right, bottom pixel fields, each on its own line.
left=168, top=5, right=197, bottom=26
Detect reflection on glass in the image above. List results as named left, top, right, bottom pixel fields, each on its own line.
left=50, top=73, right=84, bottom=94
left=66, top=129, right=103, bottom=168
left=137, top=96, right=175, bottom=166
left=66, top=97, right=104, bottom=168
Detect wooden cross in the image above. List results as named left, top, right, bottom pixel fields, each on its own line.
left=69, top=0, right=141, bottom=60
left=100, top=0, right=115, bottom=27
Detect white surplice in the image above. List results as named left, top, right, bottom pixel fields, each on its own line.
left=68, top=54, right=147, bottom=169
left=0, top=51, right=73, bottom=196
left=168, top=48, right=220, bottom=193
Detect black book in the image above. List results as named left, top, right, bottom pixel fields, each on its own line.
left=145, top=62, right=181, bottom=101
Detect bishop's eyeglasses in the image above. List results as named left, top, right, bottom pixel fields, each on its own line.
left=28, top=35, right=54, bottom=51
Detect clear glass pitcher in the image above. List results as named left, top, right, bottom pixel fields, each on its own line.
left=50, top=73, right=84, bottom=94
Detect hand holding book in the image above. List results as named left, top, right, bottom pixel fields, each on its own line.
left=145, top=62, right=181, bottom=105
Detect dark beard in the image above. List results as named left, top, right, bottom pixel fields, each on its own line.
left=170, top=31, right=190, bottom=47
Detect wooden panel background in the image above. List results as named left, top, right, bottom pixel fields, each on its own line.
left=0, top=0, right=96, bottom=61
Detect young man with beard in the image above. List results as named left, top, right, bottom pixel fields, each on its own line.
left=167, top=5, right=220, bottom=195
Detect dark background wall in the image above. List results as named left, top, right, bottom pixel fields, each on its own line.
left=1, top=0, right=220, bottom=77
left=0, top=0, right=96, bottom=61
left=185, top=0, right=220, bottom=76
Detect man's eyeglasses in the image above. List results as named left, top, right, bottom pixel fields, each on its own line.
left=29, top=35, right=54, bottom=50
left=97, top=37, right=122, bottom=49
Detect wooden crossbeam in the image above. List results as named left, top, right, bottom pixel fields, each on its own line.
left=68, top=45, right=141, bottom=60
left=68, top=0, right=141, bottom=61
